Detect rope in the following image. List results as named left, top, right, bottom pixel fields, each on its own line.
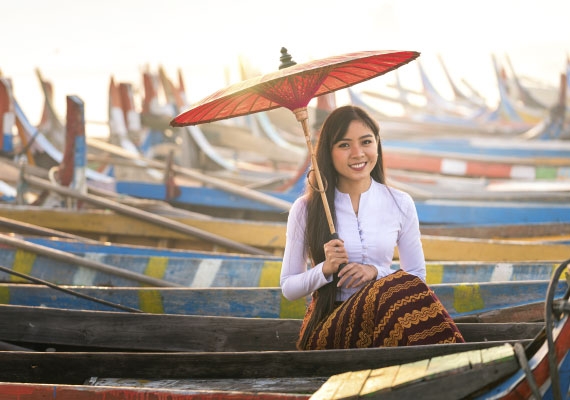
left=513, top=342, right=542, bottom=399
left=544, top=258, right=570, bottom=400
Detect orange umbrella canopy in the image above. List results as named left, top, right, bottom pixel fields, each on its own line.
left=170, top=49, right=420, bottom=127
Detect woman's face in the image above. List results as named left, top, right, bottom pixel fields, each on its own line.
left=331, top=120, right=378, bottom=189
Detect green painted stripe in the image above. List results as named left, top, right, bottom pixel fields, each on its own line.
left=144, top=257, right=169, bottom=282
left=138, top=290, right=164, bottom=314
left=535, top=166, right=558, bottom=179
left=12, top=250, right=36, bottom=283
left=258, top=261, right=282, bottom=287
left=453, top=284, right=485, bottom=313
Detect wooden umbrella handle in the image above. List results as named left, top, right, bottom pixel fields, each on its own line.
left=294, top=107, right=337, bottom=236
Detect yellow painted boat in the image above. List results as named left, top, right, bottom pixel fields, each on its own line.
left=0, top=205, right=568, bottom=262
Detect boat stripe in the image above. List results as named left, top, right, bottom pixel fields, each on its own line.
left=0, top=286, right=8, bottom=304
left=425, top=263, right=444, bottom=284
left=73, top=253, right=100, bottom=285
left=191, top=259, right=222, bottom=287
left=144, top=257, right=168, bottom=281
left=138, top=289, right=163, bottom=313
left=258, top=261, right=281, bottom=287
left=12, top=250, right=35, bottom=283
left=453, top=284, right=485, bottom=313
left=510, top=165, right=535, bottom=179
left=441, top=159, right=466, bottom=175
left=385, top=152, right=570, bottom=179
left=552, top=263, right=568, bottom=281
left=534, top=166, right=556, bottom=179
left=490, top=263, right=513, bottom=282
left=280, top=296, right=307, bottom=319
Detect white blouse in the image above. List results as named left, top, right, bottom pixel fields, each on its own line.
left=280, top=180, right=426, bottom=302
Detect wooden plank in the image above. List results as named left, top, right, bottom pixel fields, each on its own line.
left=305, top=372, right=351, bottom=400
left=359, top=365, right=399, bottom=396
left=0, top=381, right=311, bottom=399
left=91, top=376, right=324, bottom=396
left=332, top=370, right=371, bottom=400
left=424, top=349, right=480, bottom=377
left=391, top=359, right=430, bottom=388
left=0, top=342, right=530, bottom=385
left=311, top=344, right=518, bottom=400
left=0, top=305, right=543, bottom=352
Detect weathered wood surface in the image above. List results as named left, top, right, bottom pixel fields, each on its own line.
left=0, top=304, right=544, bottom=352
left=0, top=280, right=566, bottom=319
left=452, top=300, right=547, bottom=323
left=310, top=344, right=518, bottom=400
left=0, top=340, right=534, bottom=385
left=90, top=376, right=322, bottom=397
left=0, top=381, right=312, bottom=399
left=421, top=222, right=570, bottom=240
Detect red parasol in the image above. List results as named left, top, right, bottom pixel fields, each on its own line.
left=171, top=48, right=420, bottom=237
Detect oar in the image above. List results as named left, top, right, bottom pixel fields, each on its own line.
left=0, top=233, right=180, bottom=288
left=21, top=174, right=273, bottom=256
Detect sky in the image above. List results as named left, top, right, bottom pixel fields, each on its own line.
left=2, top=0, right=570, bottom=135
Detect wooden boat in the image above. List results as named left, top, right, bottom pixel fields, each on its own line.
left=310, top=258, right=570, bottom=399
left=0, top=257, right=567, bottom=397
left=0, top=257, right=567, bottom=398
left=0, top=237, right=565, bottom=288
left=0, top=278, right=566, bottom=320
left=1, top=205, right=570, bottom=261
left=0, top=317, right=542, bottom=384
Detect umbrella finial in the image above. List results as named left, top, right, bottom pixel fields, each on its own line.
left=279, top=47, right=297, bottom=69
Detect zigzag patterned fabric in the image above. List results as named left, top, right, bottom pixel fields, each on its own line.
left=299, top=270, right=465, bottom=350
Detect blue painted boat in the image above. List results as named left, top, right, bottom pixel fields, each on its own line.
left=0, top=240, right=564, bottom=288
left=382, top=136, right=570, bottom=159
left=115, top=177, right=570, bottom=225
left=0, top=279, right=566, bottom=320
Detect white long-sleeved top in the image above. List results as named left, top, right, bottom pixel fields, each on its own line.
left=280, top=180, right=426, bottom=302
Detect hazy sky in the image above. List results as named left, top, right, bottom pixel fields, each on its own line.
left=2, top=0, right=569, bottom=127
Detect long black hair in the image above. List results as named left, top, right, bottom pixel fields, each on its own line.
left=297, top=105, right=386, bottom=349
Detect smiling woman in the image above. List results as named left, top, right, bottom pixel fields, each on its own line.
left=280, top=105, right=465, bottom=350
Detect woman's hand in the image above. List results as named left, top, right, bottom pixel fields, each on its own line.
left=322, top=239, right=348, bottom=278
left=337, top=263, right=377, bottom=288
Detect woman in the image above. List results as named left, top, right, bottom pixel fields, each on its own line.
left=280, top=105, right=464, bottom=350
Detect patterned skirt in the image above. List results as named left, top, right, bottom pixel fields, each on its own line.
left=298, top=270, right=465, bottom=350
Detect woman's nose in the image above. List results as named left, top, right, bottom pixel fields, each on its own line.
left=351, top=145, right=364, bottom=156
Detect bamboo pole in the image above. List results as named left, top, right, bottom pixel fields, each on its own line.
left=86, top=137, right=293, bottom=212
left=22, top=174, right=272, bottom=256
left=0, top=233, right=179, bottom=288
left=0, top=215, right=99, bottom=243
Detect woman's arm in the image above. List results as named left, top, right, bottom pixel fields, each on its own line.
left=280, top=198, right=331, bottom=301
left=397, top=194, right=426, bottom=282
